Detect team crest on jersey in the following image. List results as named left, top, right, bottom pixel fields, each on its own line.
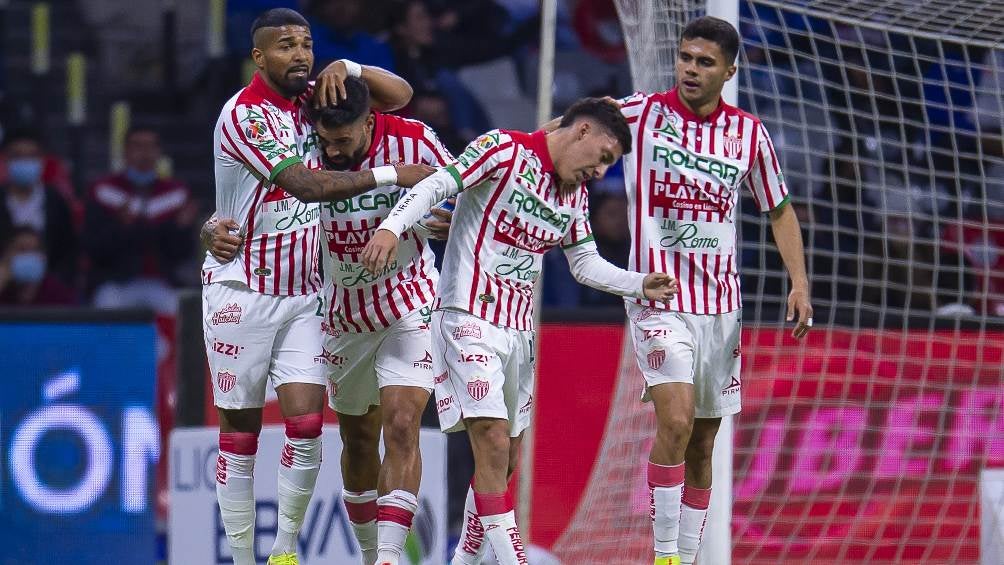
left=647, top=348, right=666, bottom=371
left=453, top=321, right=482, bottom=340
left=414, top=351, right=433, bottom=370
left=467, top=378, right=490, bottom=401
left=217, top=370, right=237, bottom=393
left=723, top=134, right=742, bottom=159
left=212, top=303, right=242, bottom=325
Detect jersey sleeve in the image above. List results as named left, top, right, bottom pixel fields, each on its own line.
left=219, top=103, right=302, bottom=183
left=418, top=125, right=456, bottom=167
left=560, top=188, right=595, bottom=249
left=745, top=121, right=790, bottom=213
left=443, top=130, right=515, bottom=192
left=617, top=91, right=650, bottom=126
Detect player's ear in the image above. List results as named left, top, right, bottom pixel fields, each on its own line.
left=251, top=47, right=265, bottom=69
left=578, top=120, right=591, bottom=140
left=725, top=63, right=737, bottom=81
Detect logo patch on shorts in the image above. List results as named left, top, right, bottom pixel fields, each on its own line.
left=414, top=351, right=433, bottom=370
left=642, top=329, right=670, bottom=341
left=647, top=348, right=666, bottom=371
left=467, top=378, right=490, bottom=401
left=519, top=394, right=533, bottom=415
left=636, top=307, right=661, bottom=323
left=212, top=303, right=242, bottom=325
left=217, top=370, right=237, bottom=392
left=722, top=375, right=741, bottom=396
left=453, top=321, right=482, bottom=340
left=314, top=347, right=346, bottom=366
left=434, top=372, right=449, bottom=384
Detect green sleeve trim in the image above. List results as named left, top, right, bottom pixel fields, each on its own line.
left=561, top=234, right=595, bottom=250
left=446, top=164, right=464, bottom=191
left=269, top=155, right=303, bottom=183
left=767, top=195, right=791, bottom=214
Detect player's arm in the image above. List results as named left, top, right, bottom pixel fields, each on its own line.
left=273, top=161, right=434, bottom=203
left=362, top=130, right=513, bottom=273
left=314, top=59, right=413, bottom=111
left=563, top=240, right=678, bottom=302
left=411, top=126, right=459, bottom=240
left=769, top=202, right=812, bottom=337
left=748, top=121, right=813, bottom=338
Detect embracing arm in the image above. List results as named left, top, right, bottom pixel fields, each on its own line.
left=377, top=168, right=461, bottom=237
left=273, top=162, right=434, bottom=203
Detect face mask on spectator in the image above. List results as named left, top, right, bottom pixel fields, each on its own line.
left=7, top=158, right=43, bottom=186
left=125, top=168, right=158, bottom=186
left=10, top=251, right=46, bottom=284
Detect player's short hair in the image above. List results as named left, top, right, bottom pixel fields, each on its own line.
left=559, top=97, right=632, bottom=155
left=681, top=16, right=740, bottom=64
left=251, top=8, right=309, bottom=42
left=308, top=76, right=371, bottom=129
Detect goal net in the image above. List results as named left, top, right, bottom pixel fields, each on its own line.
left=551, top=0, right=1004, bottom=563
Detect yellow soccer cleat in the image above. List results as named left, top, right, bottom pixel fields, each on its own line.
left=654, top=556, right=681, bottom=565
left=267, top=554, right=299, bottom=565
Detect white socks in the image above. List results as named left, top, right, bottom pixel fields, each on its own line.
left=344, top=489, right=379, bottom=564
left=649, top=461, right=685, bottom=558
left=679, top=485, right=712, bottom=564
left=452, top=486, right=488, bottom=564
left=376, top=489, right=419, bottom=564
left=474, top=490, right=527, bottom=565
left=216, top=432, right=258, bottom=565
left=271, top=414, right=323, bottom=557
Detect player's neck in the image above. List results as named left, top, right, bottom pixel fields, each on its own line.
left=259, top=72, right=298, bottom=102
left=679, top=92, right=721, bottom=120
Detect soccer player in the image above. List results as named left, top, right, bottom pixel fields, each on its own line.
left=201, top=8, right=432, bottom=565
left=361, top=98, right=681, bottom=565
left=613, top=17, right=813, bottom=565
left=208, top=75, right=455, bottom=565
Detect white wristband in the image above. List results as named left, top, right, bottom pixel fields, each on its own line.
left=340, top=59, right=362, bottom=78
left=372, top=165, right=398, bottom=187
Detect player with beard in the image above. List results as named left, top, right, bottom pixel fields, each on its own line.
left=207, top=75, right=455, bottom=565
left=201, top=8, right=434, bottom=565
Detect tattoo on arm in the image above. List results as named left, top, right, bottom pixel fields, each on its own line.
left=274, top=162, right=376, bottom=202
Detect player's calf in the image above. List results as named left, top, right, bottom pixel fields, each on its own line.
left=339, top=409, right=382, bottom=565
left=466, top=419, right=527, bottom=565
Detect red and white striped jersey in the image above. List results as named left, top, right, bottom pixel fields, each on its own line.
left=320, top=112, right=453, bottom=332
left=619, top=88, right=789, bottom=314
left=383, top=129, right=594, bottom=331
left=201, top=73, right=324, bottom=296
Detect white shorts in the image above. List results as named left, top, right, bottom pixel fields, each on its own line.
left=203, top=281, right=327, bottom=410
left=324, top=306, right=435, bottom=416
left=625, top=303, right=742, bottom=418
left=431, top=309, right=534, bottom=438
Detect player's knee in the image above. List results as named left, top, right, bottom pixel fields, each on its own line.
left=285, top=412, right=323, bottom=439
left=382, top=411, right=419, bottom=453
left=471, top=421, right=511, bottom=461
left=657, top=413, right=693, bottom=445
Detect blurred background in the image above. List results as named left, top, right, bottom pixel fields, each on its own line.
left=0, top=0, right=1000, bottom=563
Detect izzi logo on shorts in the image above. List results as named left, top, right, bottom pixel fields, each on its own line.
left=212, top=303, right=242, bottom=325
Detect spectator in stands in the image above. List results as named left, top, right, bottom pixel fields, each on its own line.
left=388, top=0, right=536, bottom=137
left=408, top=88, right=468, bottom=155
left=306, top=0, right=397, bottom=70
left=0, top=128, right=76, bottom=206
left=84, top=127, right=197, bottom=314
left=0, top=227, right=77, bottom=306
left=0, top=130, right=78, bottom=285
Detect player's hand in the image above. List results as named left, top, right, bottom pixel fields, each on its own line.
left=642, top=273, right=679, bottom=303
left=424, top=202, right=454, bottom=240
left=314, top=60, right=350, bottom=108
left=394, top=164, right=436, bottom=187
left=204, top=218, right=243, bottom=263
left=787, top=286, right=813, bottom=339
left=362, top=229, right=400, bottom=275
